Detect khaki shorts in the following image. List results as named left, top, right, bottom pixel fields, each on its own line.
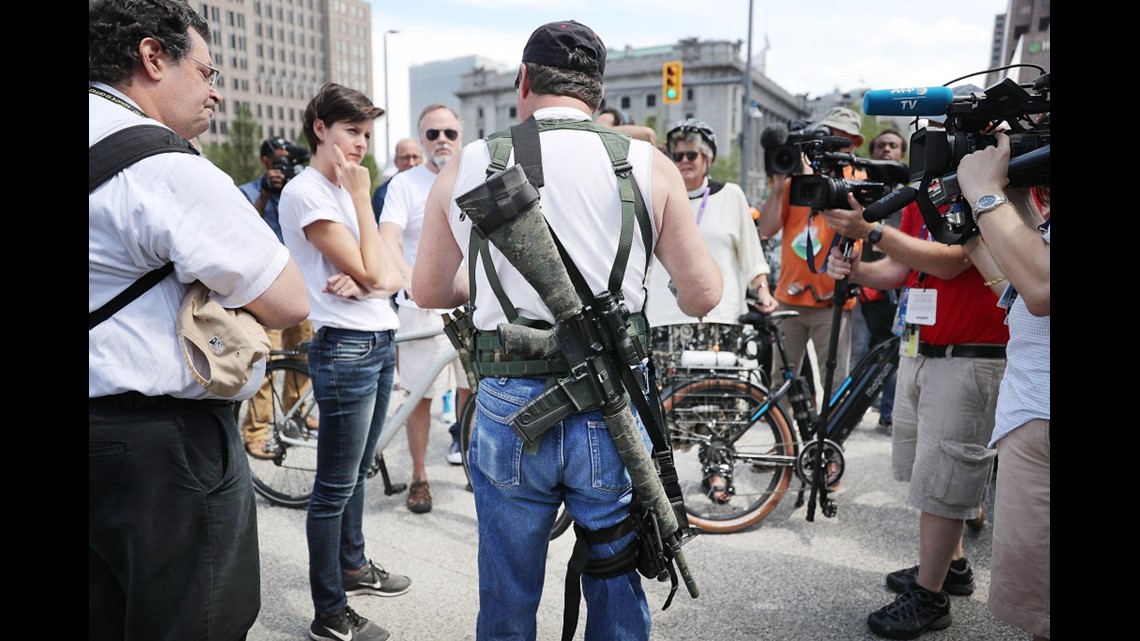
left=891, top=353, right=1004, bottom=520
left=989, top=419, right=1050, bottom=638
left=395, top=306, right=469, bottom=399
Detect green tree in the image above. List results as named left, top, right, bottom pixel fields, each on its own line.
left=710, top=147, right=740, bottom=186
left=201, top=104, right=263, bottom=184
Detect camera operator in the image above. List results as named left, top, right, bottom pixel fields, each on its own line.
left=757, top=106, right=865, bottom=411
left=956, top=131, right=1050, bottom=641
left=237, top=136, right=316, bottom=459
left=820, top=140, right=1009, bottom=637
left=852, top=128, right=908, bottom=433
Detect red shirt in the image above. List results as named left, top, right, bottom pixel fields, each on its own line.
left=899, top=203, right=1009, bottom=346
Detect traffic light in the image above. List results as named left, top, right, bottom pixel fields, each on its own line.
left=662, top=61, right=683, bottom=104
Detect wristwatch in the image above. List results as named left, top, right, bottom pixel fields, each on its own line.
left=866, top=221, right=885, bottom=245
left=971, top=194, right=1010, bottom=224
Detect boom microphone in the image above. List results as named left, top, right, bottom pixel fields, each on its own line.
left=863, top=186, right=916, bottom=222
left=760, top=122, right=788, bottom=148
left=863, top=86, right=955, bottom=116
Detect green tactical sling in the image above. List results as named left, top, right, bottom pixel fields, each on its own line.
left=466, top=118, right=654, bottom=379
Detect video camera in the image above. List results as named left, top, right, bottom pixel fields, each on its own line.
left=760, top=118, right=827, bottom=176
left=261, top=141, right=311, bottom=194
left=861, top=71, right=1050, bottom=244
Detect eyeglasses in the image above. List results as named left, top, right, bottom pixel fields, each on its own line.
left=184, top=54, right=221, bottom=88
left=425, top=128, right=459, bottom=142
left=671, top=151, right=700, bottom=162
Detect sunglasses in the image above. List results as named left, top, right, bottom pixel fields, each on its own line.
left=671, top=151, right=700, bottom=162
left=425, top=128, right=459, bottom=142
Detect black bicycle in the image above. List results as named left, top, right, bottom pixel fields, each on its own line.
left=661, top=309, right=899, bottom=533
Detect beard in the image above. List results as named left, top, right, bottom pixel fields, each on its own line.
left=430, top=152, right=452, bottom=169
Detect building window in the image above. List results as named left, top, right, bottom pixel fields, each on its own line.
left=687, top=88, right=694, bottom=101
left=1038, top=17, right=1049, bottom=31
left=620, top=96, right=630, bottom=109
left=509, top=106, right=517, bottom=118
left=646, top=94, right=656, bottom=107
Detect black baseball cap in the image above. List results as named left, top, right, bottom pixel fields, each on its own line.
left=260, top=137, right=293, bottom=158
left=521, top=20, right=606, bottom=80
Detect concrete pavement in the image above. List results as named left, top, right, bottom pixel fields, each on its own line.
left=247, top=403, right=1024, bottom=641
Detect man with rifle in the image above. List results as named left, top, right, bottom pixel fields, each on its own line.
left=412, top=19, right=721, bottom=641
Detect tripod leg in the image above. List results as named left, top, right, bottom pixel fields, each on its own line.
left=377, top=454, right=408, bottom=495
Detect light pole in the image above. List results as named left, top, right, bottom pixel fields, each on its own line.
left=383, top=29, right=399, bottom=169
left=740, top=0, right=755, bottom=198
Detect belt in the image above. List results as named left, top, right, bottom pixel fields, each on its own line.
left=917, top=343, right=1006, bottom=359
left=473, top=313, right=650, bottom=378
left=89, top=391, right=236, bottom=411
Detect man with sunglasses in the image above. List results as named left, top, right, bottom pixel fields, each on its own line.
left=89, top=1, right=308, bottom=638
left=378, top=104, right=471, bottom=514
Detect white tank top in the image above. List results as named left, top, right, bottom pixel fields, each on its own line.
left=447, top=107, right=656, bottom=330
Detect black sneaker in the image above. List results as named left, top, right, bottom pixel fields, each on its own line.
left=310, top=605, right=390, bottom=641
left=343, top=559, right=411, bottom=597
left=867, top=586, right=951, bottom=640
left=885, top=558, right=975, bottom=596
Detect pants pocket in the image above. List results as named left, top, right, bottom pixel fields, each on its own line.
left=586, top=419, right=633, bottom=494
left=473, top=387, right=524, bottom=487
left=928, top=439, right=996, bottom=508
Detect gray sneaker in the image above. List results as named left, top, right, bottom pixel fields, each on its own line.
left=343, top=559, right=411, bottom=597
left=310, top=605, right=390, bottom=641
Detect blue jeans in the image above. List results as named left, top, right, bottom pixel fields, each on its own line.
left=306, top=327, right=397, bottom=616
left=469, top=377, right=652, bottom=641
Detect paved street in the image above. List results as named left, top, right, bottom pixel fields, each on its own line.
left=247, top=402, right=1023, bottom=641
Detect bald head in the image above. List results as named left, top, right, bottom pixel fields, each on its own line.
left=393, top=138, right=423, bottom=172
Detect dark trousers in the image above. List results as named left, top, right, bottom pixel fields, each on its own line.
left=89, top=395, right=260, bottom=641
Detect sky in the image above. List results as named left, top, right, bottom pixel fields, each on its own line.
left=368, top=0, right=1010, bottom=162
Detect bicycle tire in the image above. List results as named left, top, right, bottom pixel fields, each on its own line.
left=238, top=358, right=319, bottom=508
left=460, top=391, right=573, bottom=540
left=662, top=376, right=796, bottom=534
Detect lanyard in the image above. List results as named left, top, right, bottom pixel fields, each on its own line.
left=89, top=85, right=148, bottom=118
left=694, top=186, right=711, bottom=226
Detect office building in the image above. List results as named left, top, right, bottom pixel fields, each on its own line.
left=195, top=0, right=373, bottom=152
left=408, top=56, right=512, bottom=137
left=987, top=0, right=1050, bottom=87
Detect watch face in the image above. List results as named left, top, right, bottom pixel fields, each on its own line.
left=977, top=194, right=998, bottom=209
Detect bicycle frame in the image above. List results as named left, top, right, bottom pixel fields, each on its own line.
left=267, top=327, right=458, bottom=453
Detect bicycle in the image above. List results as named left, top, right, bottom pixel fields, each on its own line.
left=237, top=327, right=458, bottom=508
left=660, top=309, right=900, bottom=534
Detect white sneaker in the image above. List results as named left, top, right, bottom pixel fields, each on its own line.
left=446, top=440, right=463, bottom=465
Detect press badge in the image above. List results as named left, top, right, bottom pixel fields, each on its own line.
left=903, top=288, right=937, bottom=326
left=900, top=324, right=919, bottom=358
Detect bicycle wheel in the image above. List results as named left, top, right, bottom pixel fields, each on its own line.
left=237, top=358, right=319, bottom=508
left=663, top=375, right=796, bottom=534
left=460, top=391, right=573, bottom=540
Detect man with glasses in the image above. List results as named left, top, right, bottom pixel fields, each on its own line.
left=378, top=104, right=470, bottom=514
left=372, top=137, right=423, bottom=223
left=89, top=1, right=308, bottom=638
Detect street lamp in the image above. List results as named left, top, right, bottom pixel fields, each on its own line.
left=740, top=0, right=755, bottom=198
left=383, top=29, right=399, bottom=169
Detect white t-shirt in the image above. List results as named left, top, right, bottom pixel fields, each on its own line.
left=378, top=162, right=439, bottom=310
left=89, top=83, right=290, bottom=399
left=447, top=107, right=656, bottom=330
left=278, top=166, right=400, bottom=333
left=645, top=179, right=769, bottom=326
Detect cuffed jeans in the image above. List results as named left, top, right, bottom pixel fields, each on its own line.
left=468, top=376, right=651, bottom=641
left=89, top=396, right=259, bottom=641
left=306, top=327, right=396, bottom=616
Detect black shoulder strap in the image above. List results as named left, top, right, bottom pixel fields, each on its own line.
left=88, top=125, right=198, bottom=329
left=89, top=124, right=198, bottom=193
